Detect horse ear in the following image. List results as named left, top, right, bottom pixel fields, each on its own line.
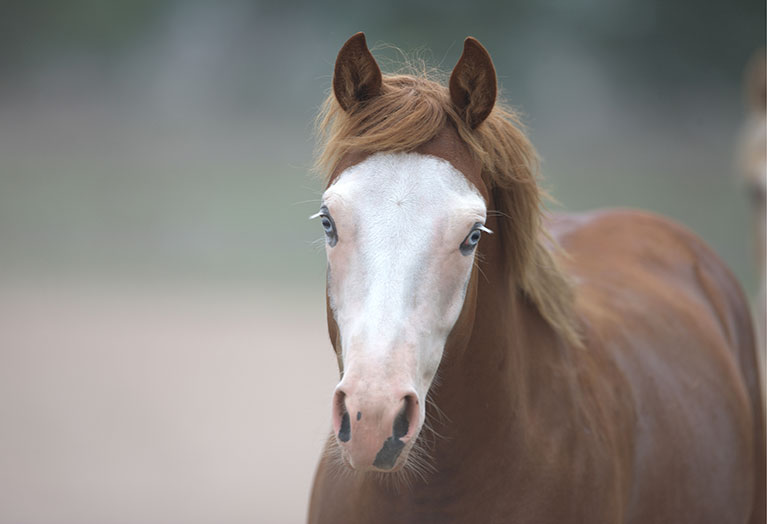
left=449, top=37, right=497, bottom=128
left=333, top=32, right=383, bottom=111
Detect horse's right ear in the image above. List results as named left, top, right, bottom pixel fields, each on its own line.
left=333, top=32, right=383, bottom=112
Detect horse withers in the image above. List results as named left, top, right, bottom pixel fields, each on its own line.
left=307, top=33, right=766, bottom=524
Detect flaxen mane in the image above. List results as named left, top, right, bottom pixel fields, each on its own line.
left=315, top=71, right=580, bottom=345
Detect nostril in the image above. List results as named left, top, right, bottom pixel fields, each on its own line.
left=339, top=411, right=351, bottom=442
left=371, top=393, right=419, bottom=470
left=397, top=393, right=419, bottom=440
left=393, top=405, right=409, bottom=440
left=332, top=389, right=351, bottom=443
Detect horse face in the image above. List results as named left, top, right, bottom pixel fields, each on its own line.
left=318, top=151, right=487, bottom=471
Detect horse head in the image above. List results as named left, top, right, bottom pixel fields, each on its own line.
left=314, top=33, right=497, bottom=472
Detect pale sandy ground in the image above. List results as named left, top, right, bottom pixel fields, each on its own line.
left=0, top=279, right=338, bottom=524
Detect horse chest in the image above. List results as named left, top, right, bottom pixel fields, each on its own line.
left=309, top=448, right=621, bottom=524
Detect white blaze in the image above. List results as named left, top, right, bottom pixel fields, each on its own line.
left=321, top=152, right=487, bottom=416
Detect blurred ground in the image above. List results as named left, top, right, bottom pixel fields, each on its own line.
left=0, top=279, right=336, bottom=524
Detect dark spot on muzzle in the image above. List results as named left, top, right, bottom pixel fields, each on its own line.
left=373, top=437, right=405, bottom=469
left=356, top=411, right=362, bottom=421
left=338, top=411, right=351, bottom=442
left=372, top=405, right=410, bottom=470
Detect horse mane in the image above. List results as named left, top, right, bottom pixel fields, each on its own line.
left=314, top=70, right=581, bottom=346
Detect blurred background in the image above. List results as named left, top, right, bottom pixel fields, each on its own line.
left=0, top=1, right=764, bottom=523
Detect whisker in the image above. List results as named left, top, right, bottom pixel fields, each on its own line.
left=309, top=237, right=327, bottom=251
left=474, top=257, right=490, bottom=284
left=487, top=209, right=511, bottom=219
left=292, top=198, right=323, bottom=206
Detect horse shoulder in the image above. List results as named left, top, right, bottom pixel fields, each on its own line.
left=551, top=208, right=760, bottom=523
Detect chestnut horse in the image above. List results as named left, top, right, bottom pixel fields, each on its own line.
left=308, top=33, right=766, bottom=524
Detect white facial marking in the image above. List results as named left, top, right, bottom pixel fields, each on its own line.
left=320, top=152, right=486, bottom=421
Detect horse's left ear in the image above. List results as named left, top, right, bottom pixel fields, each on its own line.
left=449, top=37, right=497, bottom=129
left=333, top=32, right=383, bottom=112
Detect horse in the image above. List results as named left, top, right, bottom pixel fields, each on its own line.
left=736, top=50, right=766, bottom=378
left=307, top=33, right=766, bottom=524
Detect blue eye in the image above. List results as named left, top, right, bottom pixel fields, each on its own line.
left=314, top=206, right=338, bottom=247
left=460, top=223, right=489, bottom=255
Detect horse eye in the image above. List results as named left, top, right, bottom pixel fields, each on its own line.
left=460, top=226, right=483, bottom=255
left=319, top=212, right=338, bottom=247
left=311, top=206, right=339, bottom=247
